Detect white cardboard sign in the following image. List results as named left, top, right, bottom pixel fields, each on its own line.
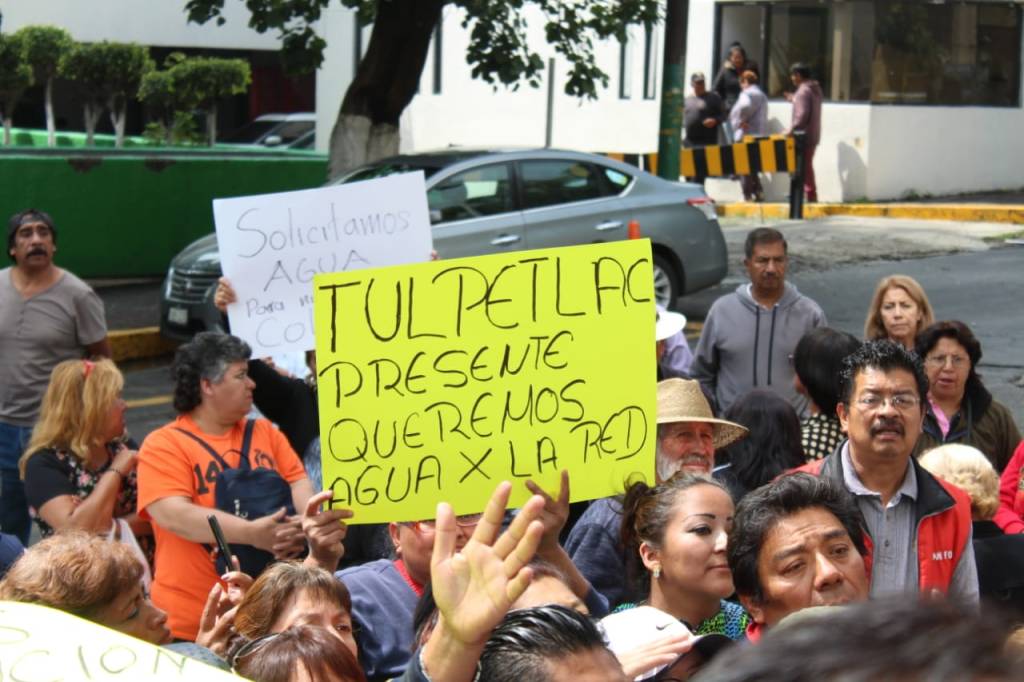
left=213, top=172, right=433, bottom=356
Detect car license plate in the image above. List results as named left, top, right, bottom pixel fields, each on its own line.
left=168, top=306, right=188, bottom=326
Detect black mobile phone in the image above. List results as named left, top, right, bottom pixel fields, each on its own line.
left=207, top=514, right=233, bottom=565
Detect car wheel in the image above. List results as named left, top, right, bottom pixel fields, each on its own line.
left=652, top=252, right=681, bottom=310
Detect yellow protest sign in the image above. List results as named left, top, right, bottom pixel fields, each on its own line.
left=0, top=601, right=240, bottom=680
left=314, top=240, right=656, bottom=523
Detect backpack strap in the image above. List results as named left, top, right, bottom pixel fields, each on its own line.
left=172, top=418, right=256, bottom=471
left=237, top=418, right=256, bottom=471
left=172, top=427, right=232, bottom=470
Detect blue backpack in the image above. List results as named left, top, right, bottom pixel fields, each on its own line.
left=173, top=419, right=295, bottom=576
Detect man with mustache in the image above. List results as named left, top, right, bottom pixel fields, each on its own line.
left=0, top=209, right=110, bottom=545
left=794, top=341, right=978, bottom=601
left=565, top=378, right=747, bottom=608
left=690, top=228, right=825, bottom=417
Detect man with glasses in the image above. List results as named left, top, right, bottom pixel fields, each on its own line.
left=793, top=340, right=978, bottom=602
left=0, top=209, right=110, bottom=544
left=337, top=509, right=482, bottom=680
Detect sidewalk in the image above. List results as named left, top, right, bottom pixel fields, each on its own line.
left=717, top=190, right=1024, bottom=225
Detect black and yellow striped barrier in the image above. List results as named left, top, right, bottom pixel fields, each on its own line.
left=604, top=132, right=808, bottom=219
left=681, top=134, right=797, bottom=178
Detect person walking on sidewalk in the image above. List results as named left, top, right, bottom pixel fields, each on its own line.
left=729, top=71, right=768, bottom=202
left=785, top=63, right=823, bottom=203
left=0, top=209, right=110, bottom=545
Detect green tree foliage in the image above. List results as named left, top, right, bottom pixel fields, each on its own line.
left=13, top=25, right=73, bottom=147
left=138, top=53, right=250, bottom=146
left=167, top=54, right=251, bottom=145
left=63, top=42, right=153, bottom=147
left=184, top=0, right=661, bottom=175
left=0, top=32, right=33, bottom=146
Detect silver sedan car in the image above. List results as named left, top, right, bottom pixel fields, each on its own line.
left=160, top=148, right=726, bottom=341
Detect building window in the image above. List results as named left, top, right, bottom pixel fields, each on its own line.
left=643, top=24, right=658, bottom=100
left=619, top=34, right=633, bottom=99
left=432, top=20, right=443, bottom=94
left=714, top=1, right=1021, bottom=106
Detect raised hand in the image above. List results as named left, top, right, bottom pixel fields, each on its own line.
left=301, top=490, right=352, bottom=572
left=525, top=470, right=569, bottom=551
left=430, top=481, right=545, bottom=646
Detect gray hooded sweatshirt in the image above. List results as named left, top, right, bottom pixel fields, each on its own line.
left=689, top=282, right=826, bottom=416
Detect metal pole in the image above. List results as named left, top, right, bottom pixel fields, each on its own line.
left=789, top=132, right=806, bottom=220
left=657, top=0, right=689, bottom=180
left=545, top=58, right=555, bottom=148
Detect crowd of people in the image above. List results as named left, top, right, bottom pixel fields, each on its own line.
left=1, top=209, right=1023, bottom=681
left=685, top=43, right=823, bottom=203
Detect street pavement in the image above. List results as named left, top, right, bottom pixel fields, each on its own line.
left=99, top=215, right=1023, bottom=442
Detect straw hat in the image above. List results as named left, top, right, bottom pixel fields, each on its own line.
left=655, top=309, right=687, bottom=342
left=657, top=378, right=748, bottom=449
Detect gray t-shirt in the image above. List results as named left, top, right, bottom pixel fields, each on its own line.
left=0, top=268, right=107, bottom=425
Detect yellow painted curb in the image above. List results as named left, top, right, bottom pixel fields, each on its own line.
left=109, top=327, right=178, bottom=363
left=717, top=202, right=1024, bottom=223
left=126, top=395, right=173, bottom=409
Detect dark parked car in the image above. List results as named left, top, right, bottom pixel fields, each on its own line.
left=160, top=148, right=727, bottom=341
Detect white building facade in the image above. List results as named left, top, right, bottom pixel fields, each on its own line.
left=6, top=1, right=1023, bottom=202
left=687, top=0, right=1024, bottom=202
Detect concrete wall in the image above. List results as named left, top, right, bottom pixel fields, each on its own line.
left=1, top=0, right=278, bottom=49
left=0, top=151, right=326, bottom=278
left=866, top=106, right=1024, bottom=200
left=402, top=6, right=662, bottom=154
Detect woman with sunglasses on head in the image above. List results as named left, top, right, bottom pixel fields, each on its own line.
left=225, top=561, right=358, bottom=662
left=913, top=321, right=1021, bottom=472
left=20, top=358, right=151, bottom=568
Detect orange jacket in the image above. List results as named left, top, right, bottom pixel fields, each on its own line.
left=792, top=449, right=972, bottom=594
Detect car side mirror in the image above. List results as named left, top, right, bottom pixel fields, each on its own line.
left=263, top=135, right=283, bottom=147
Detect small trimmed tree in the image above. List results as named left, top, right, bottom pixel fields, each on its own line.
left=102, top=43, right=152, bottom=147
left=14, top=25, right=73, bottom=147
left=63, top=42, right=151, bottom=147
left=169, top=55, right=250, bottom=145
left=138, top=67, right=176, bottom=144
left=60, top=42, right=107, bottom=145
left=0, top=33, right=33, bottom=146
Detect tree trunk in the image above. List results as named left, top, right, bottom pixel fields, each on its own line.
left=109, top=101, right=127, bottom=148
left=84, top=102, right=102, bottom=147
left=3, top=116, right=11, bottom=146
left=45, top=78, right=56, bottom=147
left=327, top=0, right=446, bottom=179
left=206, top=105, right=217, bottom=146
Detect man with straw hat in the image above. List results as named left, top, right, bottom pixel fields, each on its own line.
left=565, top=378, right=747, bottom=608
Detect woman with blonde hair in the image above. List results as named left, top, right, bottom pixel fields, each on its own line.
left=863, top=275, right=934, bottom=349
left=19, top=358, right=150, bottom=562
left=920, top=443, right=1024, bottom=623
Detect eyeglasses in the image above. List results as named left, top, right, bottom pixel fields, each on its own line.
left=855, top=394, right=920, bottom=412
left=925, top=354, right=969, bottom=369
left=229, top=632, right=281, bottom=670
left=406, top=513, right=484, bottom=533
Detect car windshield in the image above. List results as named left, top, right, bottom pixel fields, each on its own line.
left=338, top=162, right=444, bottom=184
left=221, top=120, right=280, bottom=144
